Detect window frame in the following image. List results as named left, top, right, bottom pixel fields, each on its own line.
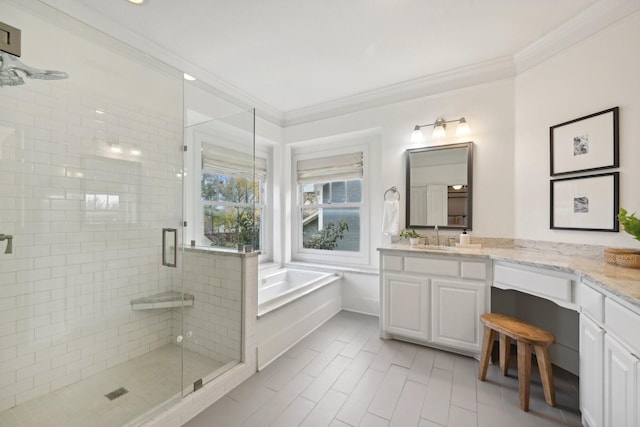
left=186, top=129, right=272, bottom=259
left=292, top=143, right=370, bottom=266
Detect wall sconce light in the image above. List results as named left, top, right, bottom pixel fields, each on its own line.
left=410, top=117, right=471, bottom=142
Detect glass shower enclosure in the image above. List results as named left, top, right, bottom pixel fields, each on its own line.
left=0, top=0, right=246, bottom=425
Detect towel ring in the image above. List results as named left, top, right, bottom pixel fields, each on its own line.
left=384, top=187, right=400, bottom=201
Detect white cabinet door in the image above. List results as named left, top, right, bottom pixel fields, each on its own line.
left=604, top=334, right=639, bottom=427
left=431, top=279, right=486, bottom=353
left=382, top=273, right=430, bottom=341
left=580, top=313, right=604, bottom=427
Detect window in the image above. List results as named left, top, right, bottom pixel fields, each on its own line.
left=294, top=150, right=368, bottom=263
left=199, top=143, right=267, bottom=251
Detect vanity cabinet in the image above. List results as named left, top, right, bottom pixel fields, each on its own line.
left=431, top=278, right=486, bottom=352
left=580, top=313, right=604, bottom=427
left=383, top=273, right=430, bottom=341
left=579, top=280, right=640, bottom=427
left=603, top=334, right=638, bottom=427
left=380, top=251, right=490, bottom=356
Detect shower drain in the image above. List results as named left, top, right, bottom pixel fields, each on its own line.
left=105, top=387, right=128, bottom=401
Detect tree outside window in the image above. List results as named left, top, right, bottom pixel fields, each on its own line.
left=201, top=172, right=263, bottom=249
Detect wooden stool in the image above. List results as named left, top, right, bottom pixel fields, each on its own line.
left=478, top=313, right=556, bottom=411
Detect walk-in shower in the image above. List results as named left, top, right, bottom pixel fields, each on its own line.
left=0, top=1, right=248, bottom=425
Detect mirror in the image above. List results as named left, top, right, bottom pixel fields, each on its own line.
left=405, top=142, right=473, bottom=229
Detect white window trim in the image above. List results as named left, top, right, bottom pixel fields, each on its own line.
left=185, top=129, right=272, bottom=259
left=291, top=142, right=370, bottom=266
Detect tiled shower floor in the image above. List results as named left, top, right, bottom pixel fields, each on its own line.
left=0, top=345, right=228, bottom=427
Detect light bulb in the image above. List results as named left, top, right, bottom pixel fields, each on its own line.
left=456, top=117, right=470, bottom=136
left=183, top=73, right=196, bottom=81
left=410, top=126, right=424, bottom=143
left=432, top=118, right=447, bottom=139
left=432, top=125, right=446, bottom=139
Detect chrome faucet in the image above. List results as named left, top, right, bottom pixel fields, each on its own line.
left=0, top=234, right=13, bottom=254
left=434, top=225, right=439, bottom=246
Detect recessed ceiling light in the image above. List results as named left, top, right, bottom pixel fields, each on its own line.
left=183, top=73, right=196, bottom=81
left=128, top=0, right=145, bottom=4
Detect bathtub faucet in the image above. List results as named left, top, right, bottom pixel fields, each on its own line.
left=0, top=234, right=13, bottom=254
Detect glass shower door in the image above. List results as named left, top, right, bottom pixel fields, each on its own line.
left=0, top=1, right=186, bottom=425
left=180, top=108, right=255, bottom=395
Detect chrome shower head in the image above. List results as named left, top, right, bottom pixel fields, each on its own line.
left=0, top=68, right=25, bottom=86
left=0, top=51, right=68, bottom=87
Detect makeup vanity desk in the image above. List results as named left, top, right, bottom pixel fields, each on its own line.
left=378, top=244, right=640, bottom=427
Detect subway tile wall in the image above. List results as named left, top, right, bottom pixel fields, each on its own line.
left=0, top=78, right=183, bottom=412
left=178, top=250, right=244, bottom=365
left=144, top=252, right=258, bottom=427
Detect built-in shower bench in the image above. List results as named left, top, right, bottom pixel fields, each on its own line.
left=130, top=290, right=194, bottom=310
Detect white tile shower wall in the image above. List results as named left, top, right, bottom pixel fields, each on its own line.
left=142, top=252, right=258, bottom=427
left=0, top=79, right=183, bottom=412
left=177, top=250, right=244, bottom=366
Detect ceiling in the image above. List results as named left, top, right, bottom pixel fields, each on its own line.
left=36, top=0, right=636, bottom=124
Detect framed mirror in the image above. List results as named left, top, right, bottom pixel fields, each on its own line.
left=405, top=142, right=473, bottom=230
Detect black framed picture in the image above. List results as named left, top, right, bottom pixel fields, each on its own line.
left=550, top=172, right=619, bottom=231
left=550, top=107, right=619, bottom=176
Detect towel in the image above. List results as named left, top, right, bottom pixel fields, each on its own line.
left=382, top=200, right=400, bottom=235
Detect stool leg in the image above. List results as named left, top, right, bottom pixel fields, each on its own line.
left=499, top=334, right=511, bottom=376
left=534, top=344, right=556, bottom=407
left=517, top=341, right=531, bottom=412
left=478, top=326, right=495, bottom=380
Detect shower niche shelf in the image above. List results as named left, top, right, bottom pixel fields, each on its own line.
left=130, top=290, right=194, bottom=311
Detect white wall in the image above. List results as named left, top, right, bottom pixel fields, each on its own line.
left=514, top=11, right=640, bottom=247
left=283, top=79, right=516, bottom=271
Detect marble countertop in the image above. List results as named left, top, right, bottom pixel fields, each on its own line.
left=379, top=244, right=640, bottom=308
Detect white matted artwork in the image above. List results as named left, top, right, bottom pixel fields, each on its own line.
left=550, top=107, right=618, bottom=176
left=550, top=172, right=619, bottom=231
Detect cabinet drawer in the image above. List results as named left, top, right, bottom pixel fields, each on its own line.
left=493, top=264, right=572, bottom=303
left=383, top=255, right=403, bottom=271
left=461, top=261, right=486, bottom=280
left=605, top=298, right=640, bottom=356
left=405, top=257, right=458, bottom=277
left=580, top=282, right=604, bottom=323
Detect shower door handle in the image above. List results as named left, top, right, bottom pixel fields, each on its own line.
left=162, top=228, right=177, bottom=267
left=0, top=234, right=12, bottom=254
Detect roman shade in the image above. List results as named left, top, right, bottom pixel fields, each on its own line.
left=296, top=152, right=363, bottom=184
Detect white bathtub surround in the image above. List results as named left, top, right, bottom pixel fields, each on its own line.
left=258, top=268, right=341, bottom=317
left=256, top=267, right=342, bottom=370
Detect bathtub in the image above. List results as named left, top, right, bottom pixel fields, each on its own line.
left=258, top=268, right=340, bottom=317
left=256, top=267, right=342, bottom=369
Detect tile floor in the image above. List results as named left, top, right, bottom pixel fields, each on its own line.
left=185, top=311, right=581, bottom=427
left=0, top=345, right=227, bottom=427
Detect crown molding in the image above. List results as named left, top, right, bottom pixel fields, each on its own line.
left=514, top=0, right=640, bottom=74
left=33, top=0, right=284, bottom=125
left=281, top=56, right=516, bottom=127
left=19, top=0, right=640, bottom=129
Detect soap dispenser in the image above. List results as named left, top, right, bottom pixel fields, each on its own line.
left=460, top=229, right=470, bottom=245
